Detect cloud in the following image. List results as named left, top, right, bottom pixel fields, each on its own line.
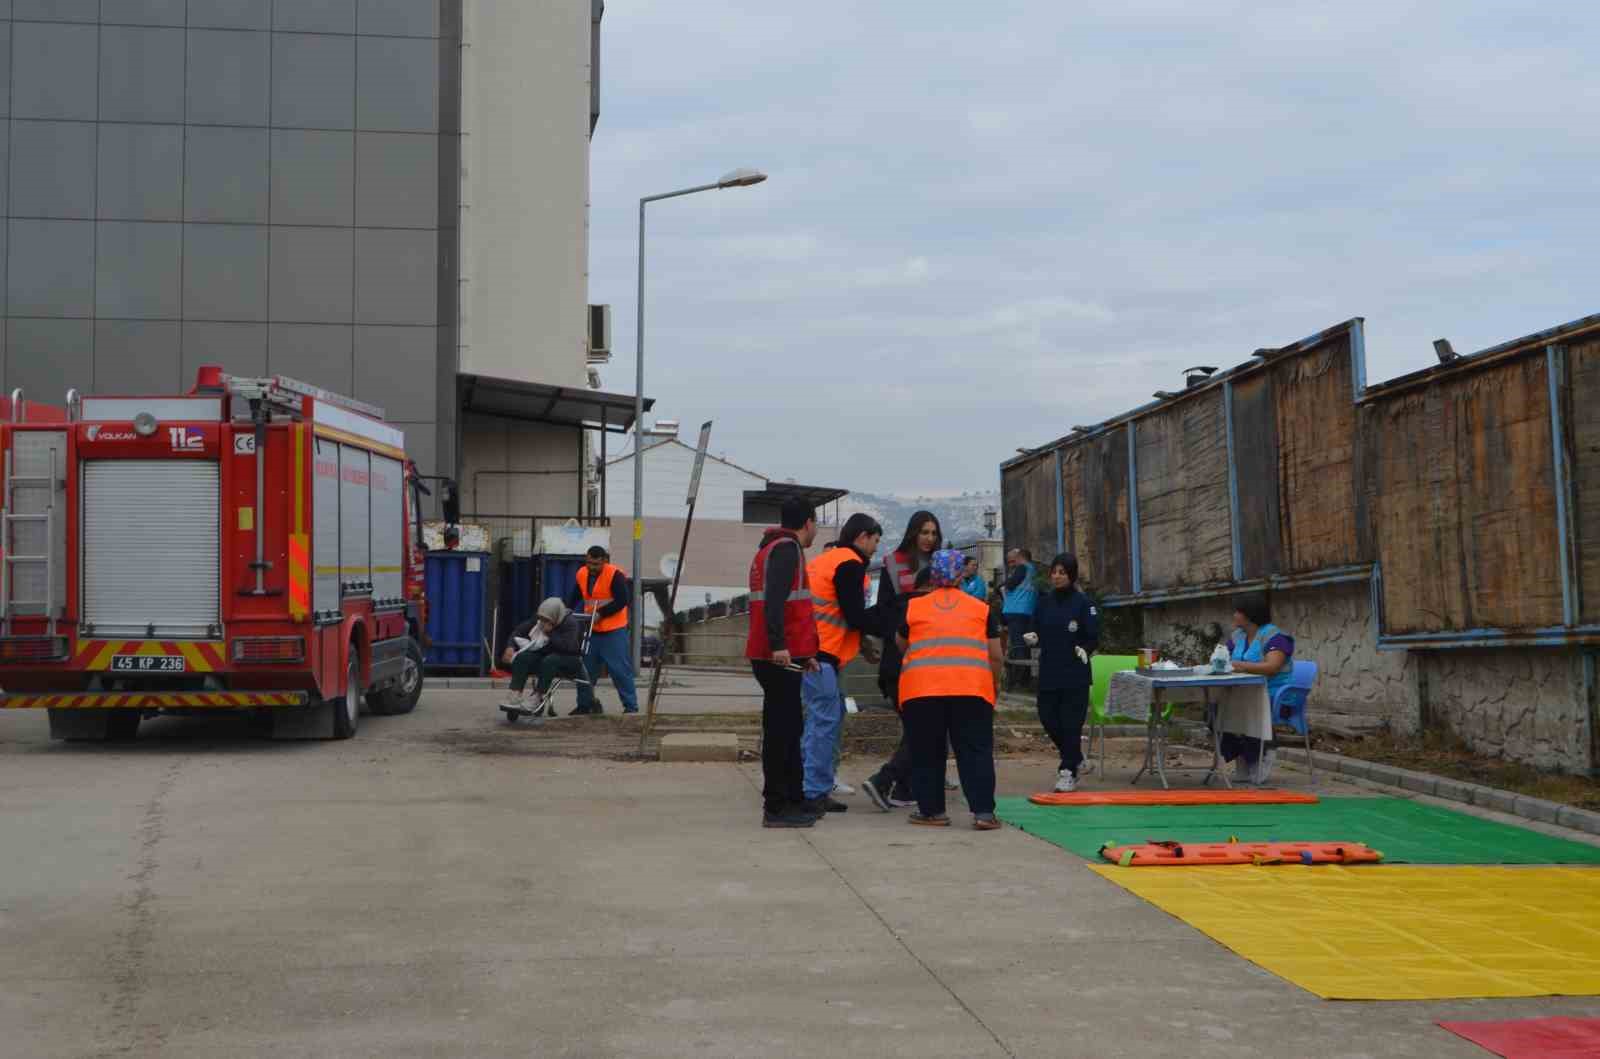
left=588, top=0, right=1600, bottom=494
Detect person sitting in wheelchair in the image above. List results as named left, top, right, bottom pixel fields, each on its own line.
left=500, top=598, right=587, bottom=716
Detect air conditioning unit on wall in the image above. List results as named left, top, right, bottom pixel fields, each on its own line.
left=587, top=304, right=612, bottom=365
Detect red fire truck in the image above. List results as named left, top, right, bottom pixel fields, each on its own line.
left=0, top=368, right=433, bottom=741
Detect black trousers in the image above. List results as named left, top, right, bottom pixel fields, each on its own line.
left=1037, top=686, right=1089, bottom=774
left=753, top=662, right=805, bottom=814
left=902, top=695, right=996, bottom=817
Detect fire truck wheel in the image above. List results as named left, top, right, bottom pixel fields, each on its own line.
left=370, top=638, right=424, bottom=716
left=333, top=650, right=362, bottom=739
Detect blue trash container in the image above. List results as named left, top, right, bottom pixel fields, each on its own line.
left=425, top=550, right=490, bottom=673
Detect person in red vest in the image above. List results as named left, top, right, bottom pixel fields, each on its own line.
left=746, top=498, right=821, bottom=828
left=800, top=513, right=886, bottom=815
left=564, top=546, right=638, bottom=715
left=896, top=549, right=1005, bottom=830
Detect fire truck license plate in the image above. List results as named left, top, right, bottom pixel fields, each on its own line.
left=110, top=656, right=186, bottom=673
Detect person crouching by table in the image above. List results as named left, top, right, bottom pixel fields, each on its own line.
left=499, top=598, right=587, bottom=716
left=897, top=549, right=1005, bottom=831
left=1222, top=594, right=1295, bottom=785
left=1024, top=553, right=1100, bottom=793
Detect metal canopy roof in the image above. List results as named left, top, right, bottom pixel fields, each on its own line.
left=744, top=481, right=850, bottom=508
left=458, top=373, right=652, bottom=434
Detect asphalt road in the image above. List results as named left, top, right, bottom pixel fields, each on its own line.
left=2, top=690, right=1597, bottom=1058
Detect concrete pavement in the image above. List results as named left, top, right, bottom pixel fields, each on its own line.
left=1, top=689, right=1597, bottom=1057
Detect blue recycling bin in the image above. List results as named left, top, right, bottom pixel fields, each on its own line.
left=495, top=555, right=538, bottom=658
left=537, top=554, right=587, bottom=614
left=424, top=550, right=490, bottom=673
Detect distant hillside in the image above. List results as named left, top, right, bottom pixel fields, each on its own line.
left=842, top=490, right=1002, bottom=555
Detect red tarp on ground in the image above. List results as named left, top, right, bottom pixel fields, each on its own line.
left=1439, top=1018, right=1600, bottom=1058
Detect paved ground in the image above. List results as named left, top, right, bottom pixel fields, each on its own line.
left=2, top=689, right=1598, bottom=1058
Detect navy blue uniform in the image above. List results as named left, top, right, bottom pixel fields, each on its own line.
left=1032, top=587, right=1100, bottom=774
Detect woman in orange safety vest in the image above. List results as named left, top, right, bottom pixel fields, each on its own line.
left=895, top=549, right=1005, bottom=830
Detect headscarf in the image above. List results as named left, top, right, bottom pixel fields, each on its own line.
left=929, top=549, right=966, bottom=588
left=537, top=597, right=569, bottom=625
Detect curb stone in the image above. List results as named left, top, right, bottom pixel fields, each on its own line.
left=1279, top=748, right=1600, bottom=838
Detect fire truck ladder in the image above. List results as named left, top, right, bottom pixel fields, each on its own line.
left=1, top=444, right=57, bottom=636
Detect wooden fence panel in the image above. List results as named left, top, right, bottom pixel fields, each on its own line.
left=1568, top=337, right=1600, bottom=623
left=1001, top=453, right=1056, bottom=566
left=1372, top=355, right=1560, bottom=633
left=1231, top=372, right=1283, bottom=578
left=1135, top=391, right=1232, bottom=588
left=1082, top=426, right=1132, bottom=594
left=1273, top=334, right=1364, bottom=571
left=1062, top=445, right=1093, bottom=582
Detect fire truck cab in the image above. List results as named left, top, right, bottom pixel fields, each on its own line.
left=0, top=367, right=433, bottom=741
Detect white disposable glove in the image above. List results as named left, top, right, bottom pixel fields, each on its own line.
left=1023, top=631, right=1039, bottom=646
left=1075, top=646, right=1089, bottom=665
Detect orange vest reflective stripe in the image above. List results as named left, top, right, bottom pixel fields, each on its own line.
left=578, top=564, right=629, bottom=634
left=898, top=588, right=994, bottom=707
left=808, top=546, right=870, bottom=667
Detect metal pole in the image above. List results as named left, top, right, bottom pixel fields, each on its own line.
left=640, top=495, right=698, bottom=752
left=632, top=197, right=646, bottom=674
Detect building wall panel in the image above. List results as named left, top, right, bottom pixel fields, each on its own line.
left=1230, top=372, right=1283, bottom=578
left=1082, top=426, right=1132, bottom=595
left=1567, top=336, right=1600, bottom=622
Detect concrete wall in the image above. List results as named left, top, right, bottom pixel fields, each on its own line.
left=1417, top=650, right=1589, bottom=772
left=459, top=413, right=584, bottom=516
left=458, top=0, right=591, bottom=390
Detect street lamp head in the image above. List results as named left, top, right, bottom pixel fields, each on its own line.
left=718, top=167, right=768, bottom=188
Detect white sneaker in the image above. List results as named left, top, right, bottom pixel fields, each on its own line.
left=1053, top=769, right=1078, bottom=793
left=1254, top=749, right=1278, bottom=785
left=832, top=780, right=855, bottom=796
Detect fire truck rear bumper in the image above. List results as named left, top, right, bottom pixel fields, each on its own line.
left=0, top=692, right=309, bottom=709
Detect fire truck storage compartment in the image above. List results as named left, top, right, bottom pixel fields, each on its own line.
left=4, top=430, right=68, bottom=623
left=424, top=550, right=488, bottom=673
left=314, top=438, right=407, bottom=614
left=82, top=460, right=219, bottom=638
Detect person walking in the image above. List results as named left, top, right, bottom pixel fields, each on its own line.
left=800, top=514, right=884, bottom=815
left=498, top=598, right=587, bottom=717
left=1025, top=553, right=1100, bottom=792
left=861, top=510, right=943, bottom=811
left=565, top=546, right=639, bottom=715
left=747, top=498, right=822, bottom=829
left=1001, top=548, right=1039, bottom=689
left=959, top=556, right=988, bottom=601
left=897, top=550, right=1004, bottom=830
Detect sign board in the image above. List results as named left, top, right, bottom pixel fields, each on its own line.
left=685, top=421, right=714, bottom=506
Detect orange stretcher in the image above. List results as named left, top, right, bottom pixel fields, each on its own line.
left=1029, top=789, right=1319, bottom=807
left=1099, top=840, right=1384, bottom=866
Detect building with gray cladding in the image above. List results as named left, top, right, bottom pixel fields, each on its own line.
left=0, top=0, right=627, bottom=522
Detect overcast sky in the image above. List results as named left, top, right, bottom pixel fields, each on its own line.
left=588, top=1, right=1598, bottom=496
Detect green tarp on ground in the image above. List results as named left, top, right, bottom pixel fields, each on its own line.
left=995, top=795, right=1600, bottom=865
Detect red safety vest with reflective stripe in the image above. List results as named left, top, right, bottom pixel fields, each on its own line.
left=808, top=546, right=871, bottom=667
left=745, top=530, right=819, bottom=660
left=578, top=564, right=629, bottom=634
left=883, top=549, right=918, bottom=600
left=899, top=588, right=995, bottom=707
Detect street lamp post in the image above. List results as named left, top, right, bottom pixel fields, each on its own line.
left=632, top=168, right=767, bottom=671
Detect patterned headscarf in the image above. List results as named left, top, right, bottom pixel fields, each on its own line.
left=929, top=549, right=966, bottom=588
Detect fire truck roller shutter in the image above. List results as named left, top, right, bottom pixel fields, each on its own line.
left=369, top=453, right=403, bottom=602
left=338, top=445, right=370, bottom=594
left=82, top=461, right=220, bottom=638
left=312, top=438, right=340, bottom=614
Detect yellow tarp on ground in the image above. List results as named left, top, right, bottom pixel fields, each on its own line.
left=1090, top=864, right=1600, bottom=1000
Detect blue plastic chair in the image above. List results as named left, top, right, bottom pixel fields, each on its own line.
left=1271, top=660, right=1318, bottom=784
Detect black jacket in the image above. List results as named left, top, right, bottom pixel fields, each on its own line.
left=510, top=613, right=585, bottom=657
left=1033, top=587, right=1100, bottom=691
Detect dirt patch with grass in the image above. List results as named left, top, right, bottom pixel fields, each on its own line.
left=1318, top=728, right=1600, bottom=810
